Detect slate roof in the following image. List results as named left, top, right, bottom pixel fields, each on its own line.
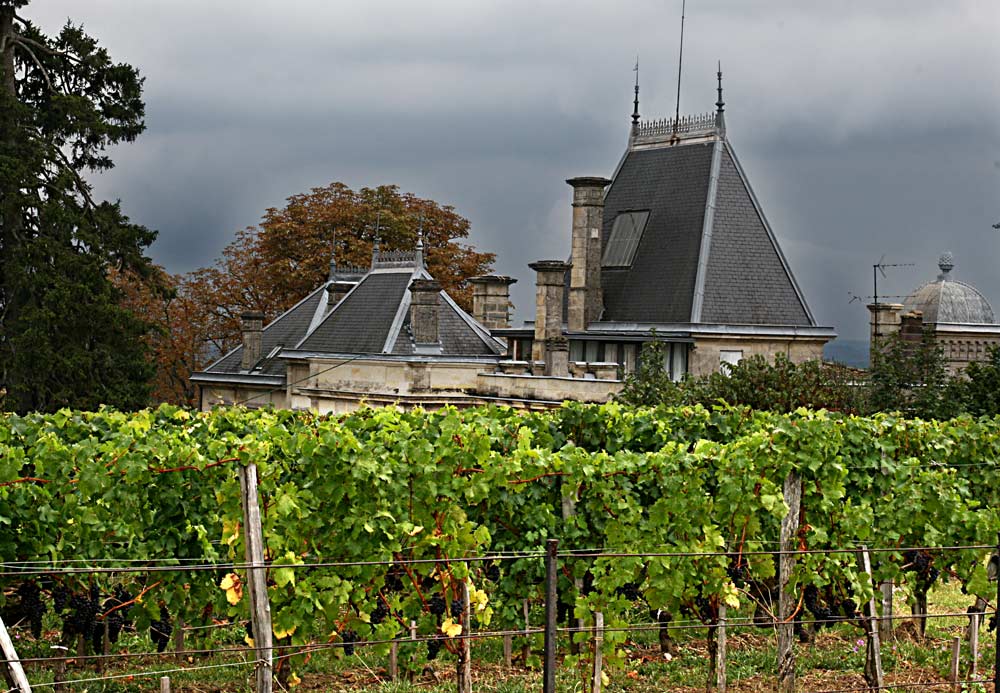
left=204, top=284, right=328, bottom=377
left=298, top=271, right=411, bottom=353
left=903, top=256, right=997, bottom=325
left=597, top=130, right=816, bottom=328
left=196, top=261, right=502, bottom=386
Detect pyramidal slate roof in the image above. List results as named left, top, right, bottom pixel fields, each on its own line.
left=195, top=257, right=502, bottom=384
left=597, top=116, right=817, bottom=328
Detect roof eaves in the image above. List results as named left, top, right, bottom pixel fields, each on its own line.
left=724, top=141, right=818, bottom=326
left=689, top=139, right=724, bottom=322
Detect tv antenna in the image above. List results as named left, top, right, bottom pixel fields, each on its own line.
left=673, top=0, right=686, bottom=133
left=871, top=256, right=915, bottom=350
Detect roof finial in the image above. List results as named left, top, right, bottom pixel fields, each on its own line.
left=415, top=215, right=425, bottom=270
left=715, top=61, right=726, bottom=134
left=938, top=251, right=954, bottom=279
left=328, top=229, right=338, bottom=281
left=370, top=211, right=382, bottom=268
left=631, top=56, right=640, bottom=131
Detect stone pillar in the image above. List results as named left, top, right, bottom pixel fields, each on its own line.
left=545, top=337, right=570, bottom=377
left=566, top=177, right=611, bottom=332
left=469, top=275, right=517, bottom=329
left=240, top=312, right=265, bottom=370
left=529, top=261, right=571, bottom=363
left=409, top=279, right=441, bottom=345
left=327, top=281, right=356, bottom=306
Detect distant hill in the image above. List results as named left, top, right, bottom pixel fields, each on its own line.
left=824, top=338, right=869, bottom=369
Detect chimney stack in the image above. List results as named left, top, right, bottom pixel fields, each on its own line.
left=566, top=177, right=611, bottom=331
left=240, top=311, right=265, bottom=370
left=409, top=279, right=441, bottom=347
left=469, top=275, right=517, bottom=329
left=327, top=281, right=355, bottom=307
left=529, top=260, right=570, bottom=371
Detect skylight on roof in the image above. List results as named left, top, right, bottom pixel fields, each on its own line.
left=602, top=211, right=650, bottom=267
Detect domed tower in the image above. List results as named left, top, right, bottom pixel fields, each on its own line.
left=871, top=253, right=1000, bottom=374
left=902, top=253, right=996, bottom=325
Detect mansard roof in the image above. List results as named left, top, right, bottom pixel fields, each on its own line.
left=195, top=250, right=503, bottom=384
left=597, top=113, right=818, bottom=329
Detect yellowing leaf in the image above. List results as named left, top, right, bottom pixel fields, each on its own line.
left=244, top=635, right=255, bottom=647
left=406, top=525, right=424, bottom=536
left=273, top=624, right=296, bottom=640
left=441, top=618, right=463, bottom=638
left=220, top=572, right=243, bottom=605
left=601, top=671, right=609, bottom=686
left=288, top=672, right=301, bottom=688
left=222, top=518, right=240, bottom=547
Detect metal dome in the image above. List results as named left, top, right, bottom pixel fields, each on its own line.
left=903, top=253, right=996, bottom=325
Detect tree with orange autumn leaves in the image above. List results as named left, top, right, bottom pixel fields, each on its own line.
left=119, top=183, right=495, bottom=406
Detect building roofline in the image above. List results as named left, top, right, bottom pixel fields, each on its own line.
left=190, top=372, right=286, bottom=386
left=279, top=350, right=502, bottom=365
left=724, top=140, right=818, bottom=326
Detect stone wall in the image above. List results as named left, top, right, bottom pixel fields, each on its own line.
left=687, top=336, right=827, bottom=377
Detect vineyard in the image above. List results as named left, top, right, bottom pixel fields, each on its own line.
left=1, top=403, right=1000, bottom=691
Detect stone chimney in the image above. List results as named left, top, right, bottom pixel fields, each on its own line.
left=469, top=275, right=517, bottom=329
left=409, top=279, right=441, bottom=347
left=528, top=260, right=570, bottom=370
left=240, top=311, right=265, bottom=370
left=566, top=177, right=610, bottom=332
left=867, top=302, right=904, bottom=351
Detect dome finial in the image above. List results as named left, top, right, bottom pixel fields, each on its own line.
left=938, top=251, right=954, bottom=279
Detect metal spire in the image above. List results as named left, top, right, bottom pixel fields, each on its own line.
left=715, top=61, right=726, bottom=134
left=414, top=215, right=425, bottom=270
left=631, top=57, right=640, bottom=130
left=370, top=211, right=381, bottom=268
left=328, top=229, right=337, bottom=281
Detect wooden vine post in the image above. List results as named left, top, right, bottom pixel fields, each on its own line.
left=856, top=546, right=884, bottom=691
left=239, top=462, right=274, bottom=693
left=0, top=611, right=31, bottom=692
left=591, top=612, right=604, bottom=693
left=715, top=603, right=727, bottom=692
left=544, top=538, right=559, bottom=693
left=777, top=471, right=801, bottom=693
left=457, top=580, right=472, bottom=693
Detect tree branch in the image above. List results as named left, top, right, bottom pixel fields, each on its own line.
left=13, top=33, right=82, bottom=64
left=51, top=144, right=98, bottom=211
left=13, top=37, right=52, bottom=91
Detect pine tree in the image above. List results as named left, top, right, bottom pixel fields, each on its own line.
left=0, top=1, right=157, bottom=412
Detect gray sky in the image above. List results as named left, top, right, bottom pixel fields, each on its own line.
left=28, top=0, right=1000, bottom=343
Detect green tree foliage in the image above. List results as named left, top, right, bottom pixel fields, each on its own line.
left=618, top=347, right=861, bottom=414
left=0, top=2, right=157, bottom=413
left=956, top=345, right=1000, bottom=417
left=866, top=330, right=959, bottom=420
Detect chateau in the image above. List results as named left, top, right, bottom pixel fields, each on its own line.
left=191, top=71, right=836, bottom=412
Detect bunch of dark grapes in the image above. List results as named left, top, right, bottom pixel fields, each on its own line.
left=16, top=582, right=45, bottom=638
left=341, top=629, right=358, bottom=656
left=615, top=582, right=642, bottom=602
left=150, top=610, right=173, bottom=653
left=426, top=637, right=443, bottom=660
left=428, top=594, right=447, bottom=616
left=804, top=585, right=835, bottom=628
left=52, top=585, right=70, bottom=613
left=693, top=596, right=714, bottom=623
left=450, top=597, right=463, bottom=620
left=726, top=559, right=747, bottom=588
left=484, top=563, right=501, bottom=583
left=63, top=587, right=100, bottom=641
left=370, top=600, right=389, bottom=625
left=841, top=598, right=858, bottom=620
left=384, top=568, right=405, bottom=593
left=903, top=550, right=940, bottom=583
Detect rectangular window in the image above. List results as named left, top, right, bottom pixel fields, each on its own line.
left=585, top=341, right=600, bottom=363
left=569, top=340, right=585, bottom=362
left=719, top=349, right=743, bottom=373
left=602, top=211, right=650, bottom=267
left=670, top=344, right=688, bottom=381
left=623, top=344, right=637, bottom=374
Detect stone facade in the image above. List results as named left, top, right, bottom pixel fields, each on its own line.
left=686, top=335, right=827, bottom=376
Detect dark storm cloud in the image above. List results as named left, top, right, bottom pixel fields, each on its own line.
left=26, top=0, right=1000, bottom=342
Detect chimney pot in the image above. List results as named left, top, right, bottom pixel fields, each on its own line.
left=528, top=260, right=571, bottom=363
left=469, top=275, right=518, bottom=330
left=409, top=279, right=442, bottom=346
left=566, top=177, right=610, bottom=331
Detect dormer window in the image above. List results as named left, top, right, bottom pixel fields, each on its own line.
left=602, top=210, right=649, bottom=267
